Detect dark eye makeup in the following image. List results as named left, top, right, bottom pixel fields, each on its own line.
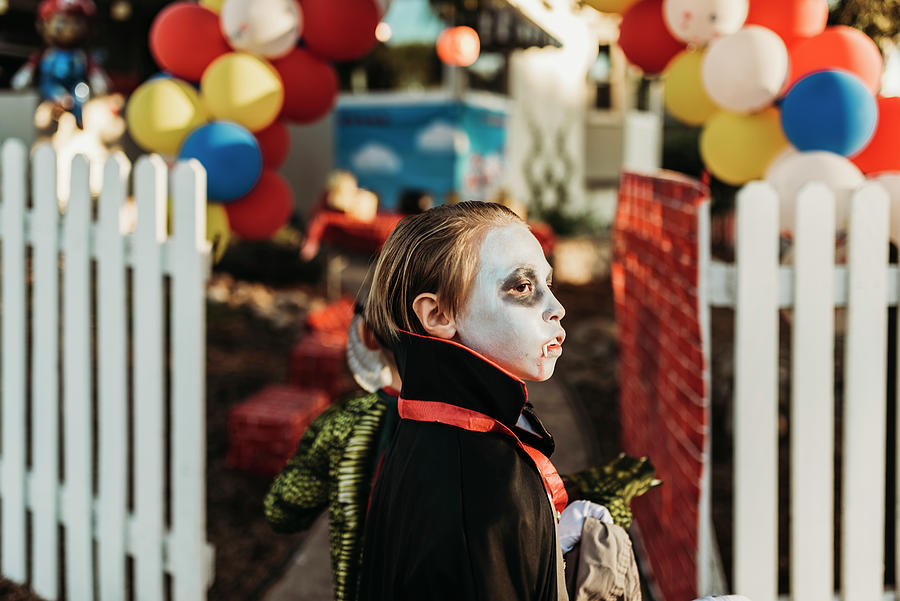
left=514, top=282, right=532, bottom=293
left=499, top=266, right=553, bottom=306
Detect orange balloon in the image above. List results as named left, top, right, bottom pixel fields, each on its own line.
left=436, top=26, right=481, bottom=67
left=271, top=48, right=338, bottom=124
left=225, top=170, right=294, bottom=240
left=149, top=2, right=230, bottom=82
left=255, top=121, right=291, bottom=169
left=788, top=26, right=882, bottom=93
left=618, top=0, right=685, bottom=75
left=745, top=0, right=827, bottom=48
left=852, top=96, right=900, bottom=174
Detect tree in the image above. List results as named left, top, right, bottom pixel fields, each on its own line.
left=830, top=0, right=900, bottom=50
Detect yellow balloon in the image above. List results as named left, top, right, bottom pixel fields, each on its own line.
left=206, top=204, right=231, bottom=264
left=700, top=108, right=788, bottom=186
left=663, top=49, right=718, bottom=126
left=166, top=200, right=231, bottom=263
left=126, top=78, right=207, bottom=156
left=582, top=0, right=637, bottom=13
left=201, top=52, right=284, bottom=132
left=199, top=0, right=225, bottom=13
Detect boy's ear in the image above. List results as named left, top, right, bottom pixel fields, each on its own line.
left=412, top=292, right=457, bottom=340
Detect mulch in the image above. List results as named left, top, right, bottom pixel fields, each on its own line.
left=0, top=579, right=46, bottom=601
left=205, top=273, right=330, bottom=601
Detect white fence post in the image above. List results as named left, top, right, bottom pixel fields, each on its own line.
left=97, top=153, right=130, bottom=601
left=0, top=142, right=212, bottom=600
left=842, top=182, right=889, bottom=601
left=31, top=143, right=61, bottom=600
left=63, top=154, right=95, bottom=601
left=1, top=138, right=28, bottom=583
left=733, top=181, right=780, bottom=601
left=790, top=183, right=835, bottom=601
left=894, top=187, right=900, bottom=601
left=697, top=197, right=725, bottom=594
left=132, top=155, right=168, bottom=601
left=170, top=159, right=209, bottom=601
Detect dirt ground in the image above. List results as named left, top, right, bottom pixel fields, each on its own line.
left=0, top=579, right=47, bottom=601
left=205, top=275, right=324, bottom=601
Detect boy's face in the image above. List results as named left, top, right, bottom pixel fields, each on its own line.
left=455, top=224, right=565, bottom=382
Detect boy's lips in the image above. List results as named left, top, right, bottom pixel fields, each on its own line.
left=541, top=334, right=565, bottom=359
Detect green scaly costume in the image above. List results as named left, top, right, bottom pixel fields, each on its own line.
left=264, top=390, right=659, bottom=601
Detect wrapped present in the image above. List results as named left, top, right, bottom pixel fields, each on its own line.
left=306, top=295, right=355, bottom=337
left=302, top=208, right=405, bottom=259
left=289, top=330, right=353, bottom=395
left=226, top=385, right=331, bottom=476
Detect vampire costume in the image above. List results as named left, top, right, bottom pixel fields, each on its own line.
left=358, top=330, right=569, bottom=601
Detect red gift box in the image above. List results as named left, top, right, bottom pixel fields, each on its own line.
left=288, top=330, right=353, bottom=395
left=225, top=385, right=331, bottom=476
left=306, top=295, right=355, bottom=337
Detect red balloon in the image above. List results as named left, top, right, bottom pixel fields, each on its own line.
left=255, top=121, right=291, bottom=169
left=271, top=48, right=338, bottom=124
left=745, top=0, right=828, bottom=48
left=225, top=171, right=294, bottom=240
left=299, top=0, right=379, bottom=62
left=618, top=0, right=685, bottom=75
left=436, top=26, right=481, bottom=67
left=149, top=3, right=230, bottom=82
left=788, top=26, right=883, bottom=93
left=851, top=96, right=898, bottom=174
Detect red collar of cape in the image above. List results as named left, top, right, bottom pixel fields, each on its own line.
left=393, top=329, right=568, bottom=514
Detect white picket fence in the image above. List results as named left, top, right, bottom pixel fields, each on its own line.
left=705, top=180, right=898, bottom=601
left=0, top=139, right=213, bottom=601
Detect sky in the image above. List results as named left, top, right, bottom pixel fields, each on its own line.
left=382, top=0, right=446, bottom=45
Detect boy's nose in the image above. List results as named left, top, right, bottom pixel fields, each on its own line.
left=543, top=294, right=565, bottom=322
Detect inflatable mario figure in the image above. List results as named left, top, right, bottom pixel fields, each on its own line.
left=11, top=0, right=110, bottom=125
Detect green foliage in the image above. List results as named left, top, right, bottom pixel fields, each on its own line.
left=830, top=0, right=900, bottom=49
left=522, top=113, right=589, bottom=234
left=539, top=206, right=599, bottom=236
left=662, top=123, right=703, bottom=179
left=337, top=44, right=443, bottom=91
left=214, top=226, right=324, bottom=286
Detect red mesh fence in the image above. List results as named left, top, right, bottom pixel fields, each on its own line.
left=612, top=171, right=710, bottom=601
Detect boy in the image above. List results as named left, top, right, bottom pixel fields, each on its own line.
left=359, top=201, right=568, bottom=600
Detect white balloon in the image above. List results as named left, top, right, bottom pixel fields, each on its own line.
left=663, top=0, right=748, bottom=45
left=220, top=0, right=302, bottom=59
left=871, top=173, right=900, bottom=244
left=700, top=25, right=787, bottom=114
left=766, top=150, right=864, bottom=233
left=702, top=25, right=787, bottom=113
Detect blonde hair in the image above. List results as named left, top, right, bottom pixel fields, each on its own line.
left=364, top=201, right=523, bottom=343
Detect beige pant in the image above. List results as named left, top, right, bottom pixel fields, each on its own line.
left=563, top=517, right=642, bottom=601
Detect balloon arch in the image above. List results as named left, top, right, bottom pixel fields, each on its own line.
left=126, top=0, right=385, bottom=245
left=591, top=0, right=899, bottom=234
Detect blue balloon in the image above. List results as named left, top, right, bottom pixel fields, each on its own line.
left=781, top=69, right=878, bottom=157
left=178, top=121, right=263, bottom=202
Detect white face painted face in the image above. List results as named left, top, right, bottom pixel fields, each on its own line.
left=662, top=0, right=748, bottom=45
left=454, top=224, right=566, bottom=382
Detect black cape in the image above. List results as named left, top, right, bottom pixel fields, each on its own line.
left=358, top=331, right=562, bottom=601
